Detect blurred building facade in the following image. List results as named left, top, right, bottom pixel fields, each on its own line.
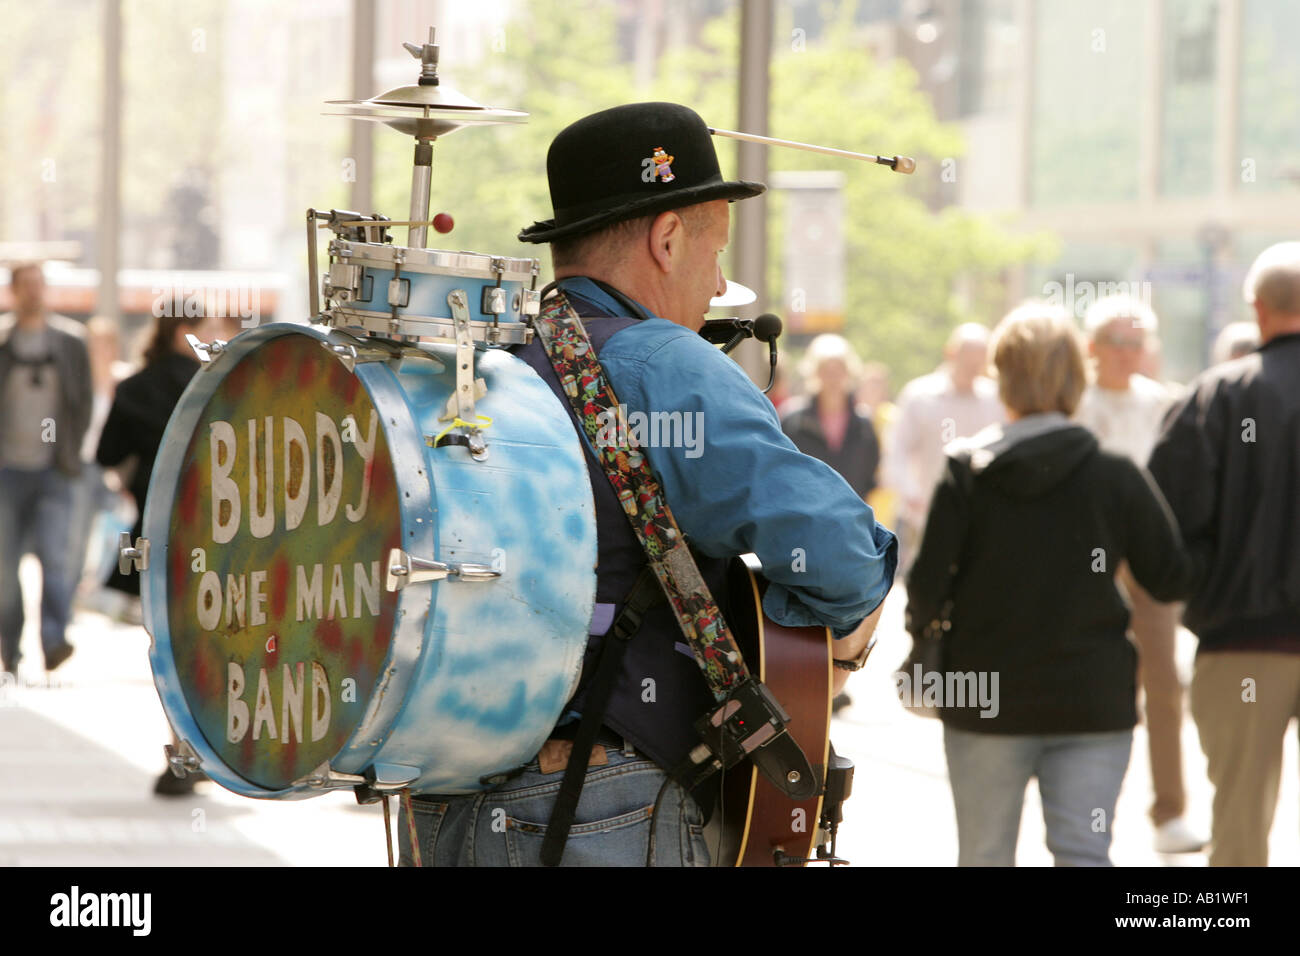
left=874, top=0, right=1300, bottom=381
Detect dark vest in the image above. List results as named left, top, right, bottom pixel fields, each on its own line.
left=513, top=302, right=732, bottom=772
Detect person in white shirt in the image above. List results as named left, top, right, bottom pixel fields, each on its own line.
left=885, top=323, right=1004, bottom=572
left=1074, top=294, right=1204, bottom=854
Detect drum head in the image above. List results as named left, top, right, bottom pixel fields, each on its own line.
left=144, top=322, right=597, bottom=798
left=148, top=327, right=406, bottom=792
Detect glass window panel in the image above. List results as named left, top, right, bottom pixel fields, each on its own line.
left=1160, top=0, right=1216, bottom=197
left=1030, top=0, right=1143, bottom=205
left=1239, top=0, right=1300, bottom=193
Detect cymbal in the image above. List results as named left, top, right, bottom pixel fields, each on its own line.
left=323, top=104, right=527, bottom=139
left=326, top=80, right=527, bottom=138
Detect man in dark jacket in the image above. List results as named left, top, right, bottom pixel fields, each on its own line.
left=1147, top=240, right=1300, bottom=867
left=0, top=263, right=92, bottom=674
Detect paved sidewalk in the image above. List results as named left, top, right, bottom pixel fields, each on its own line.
left=2, top=559, right=386, bottom=867
left=828, top=584, right=1300, bottom=867
left=3, top=556, right=1298, bottom=867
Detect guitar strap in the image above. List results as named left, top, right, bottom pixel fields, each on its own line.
left=534, top=290, right=752, bottom=699
left=533, top=289, right=753, bottom=866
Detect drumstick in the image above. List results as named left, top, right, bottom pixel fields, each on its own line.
left=707, top=127, right=915, bottom=173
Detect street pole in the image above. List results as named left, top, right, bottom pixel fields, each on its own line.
left=350, top=0, right=375, bottom=215
left=734, top=0, right=772, bottom=383
left=97, top=0, right=122, bottom=323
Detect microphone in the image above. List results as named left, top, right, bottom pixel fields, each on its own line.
left=698, top=314, right=784, bottom=391
left=753, top=313, right=782, bottom=394
left=752, top=313, right=782, bottom=344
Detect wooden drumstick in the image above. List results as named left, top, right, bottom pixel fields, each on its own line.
left=707, top=127, right=915, bottom=173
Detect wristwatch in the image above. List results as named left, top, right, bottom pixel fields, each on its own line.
left=832, top=634, right=877, bottom=672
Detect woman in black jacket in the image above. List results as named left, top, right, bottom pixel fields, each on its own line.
left=96, top=314, right=210, bottom=595
left=904, top=304, right=1198, bottom=866
left=96, top=312, right=217, bottom=796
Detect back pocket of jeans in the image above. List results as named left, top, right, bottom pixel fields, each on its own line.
left=400, top=800, right=447, bottom=866
left=504, top=804, right=654, bottom=867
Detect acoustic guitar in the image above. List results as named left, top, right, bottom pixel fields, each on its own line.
left=712, top=555, right=835, bottom=867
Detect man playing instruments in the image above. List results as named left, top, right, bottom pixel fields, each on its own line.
left=398, top=102, right=897, bottom=866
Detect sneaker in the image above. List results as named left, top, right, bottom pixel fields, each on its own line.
left=1154, top=817, right=1208, bottom=854
left=45, top=643, right=75, bottom=672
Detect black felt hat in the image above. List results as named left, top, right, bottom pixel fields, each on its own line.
left=518, top=102, right=765, bottom=244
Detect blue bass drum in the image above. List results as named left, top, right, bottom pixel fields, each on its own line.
left=140, top=322, right=596, bottom=798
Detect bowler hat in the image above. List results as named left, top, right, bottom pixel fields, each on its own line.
left=518, top=102, right=764, bottom=244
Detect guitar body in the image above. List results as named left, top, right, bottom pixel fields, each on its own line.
left=715, top=556, right=833, bottom=867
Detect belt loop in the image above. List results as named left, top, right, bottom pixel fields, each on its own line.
left=622, top=736, right=635, bottom=759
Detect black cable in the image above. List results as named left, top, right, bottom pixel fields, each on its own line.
left=645, top=773, right=675, bottom=867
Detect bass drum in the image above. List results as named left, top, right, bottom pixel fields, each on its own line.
left=141, top=322, right=596, bottom=798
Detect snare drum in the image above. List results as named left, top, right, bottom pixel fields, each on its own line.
left=321, top=241, right=541, bottom=346
left=142, top=322, right=596, bottom=798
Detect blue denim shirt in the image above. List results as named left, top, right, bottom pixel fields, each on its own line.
left=557, top=277, right=897, bottom=640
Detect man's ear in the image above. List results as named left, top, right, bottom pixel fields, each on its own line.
left=647, top=210, right=685, bottom=275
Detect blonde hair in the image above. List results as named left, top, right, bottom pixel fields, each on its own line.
left=799, top=333, right=863, bottom=394
left=1084, top=293, right=1158, bottom=336
left=990, top=302, right=1087, bottom=416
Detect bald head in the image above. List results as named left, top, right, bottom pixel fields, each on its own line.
left=1244, top=241, right=1300, bottom=342
left=945, top=323, right=991, bottom=391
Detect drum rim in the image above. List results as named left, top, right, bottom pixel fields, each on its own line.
left=142, top=321, right=435, bottom=796
left=326, top=310, right=533, bottom=342
left=330, top=240, right=540, bottom=281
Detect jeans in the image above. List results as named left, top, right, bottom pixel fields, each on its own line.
left=943, top=724, right=1133, bottom=866
left=396, top=744, right=712, bottom=867
left=0, top=466, right=77, bottom=670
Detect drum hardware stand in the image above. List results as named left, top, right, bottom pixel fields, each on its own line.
left=162, top=738, right=203, bottom=780
left=184, top=332, right=229, bottom=369
left=319, top=327, right=456, bottom=376
left=307, top=208, right=396, bottom=323
left=117, top=530, right=150, bottom=575
left=375, top=788, right=422, bottom=867
left=384, top=547, right=500, bottom=592
left=293, top=760, right=368, bottom=791
left=431, top=289, right=492, bottom=460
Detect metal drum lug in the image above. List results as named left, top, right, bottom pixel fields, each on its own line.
left=163, top=739, right=203, bottom=779
left=184, top=333, right=228, bottom=368
left=385, top=547, right=501, bottom=592
left=481, top=285, right=507, bottom=316
left=118, top=532, right=150, bottom=575
left=521, top=288, right=541, bottom=317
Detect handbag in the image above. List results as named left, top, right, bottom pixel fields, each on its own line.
left=898, top=452, right=973, bottom=719
left=898, top=599, right=952, bottom=719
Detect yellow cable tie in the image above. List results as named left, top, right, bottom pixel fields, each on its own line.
left=432, top=414, right=494, bottom=447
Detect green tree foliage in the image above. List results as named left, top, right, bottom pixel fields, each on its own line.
left=654, top=2, right=1054, bottom=387
left=371, top=2, right=634, bottom=263
left=369, top=0, right=1049, bottom=388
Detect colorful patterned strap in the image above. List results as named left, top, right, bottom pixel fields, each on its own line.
left=534, top=291, right=750, bottom=701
